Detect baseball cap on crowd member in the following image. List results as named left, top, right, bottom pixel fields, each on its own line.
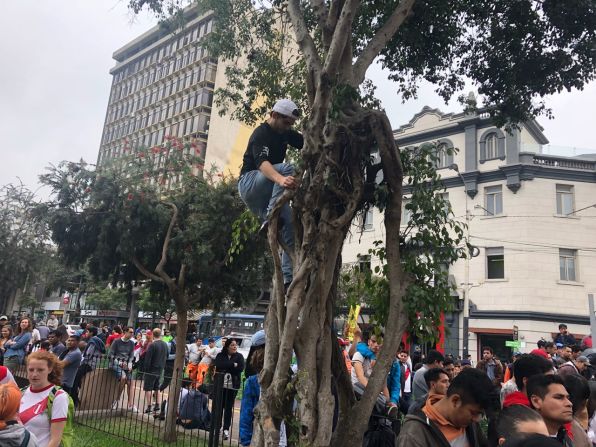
left=577, top=355, right=590, bottom=365
left=251, top=330, right=265, bottom=348
left=530, top=348, right=549, bottom=359
left=272, top=99, right=300, bottom=119
left=0, top=316, right=7, bottom=321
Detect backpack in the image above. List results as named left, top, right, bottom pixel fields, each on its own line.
left=47, top=386, right=75, bottom=447
left=179, top=389, right=211, bottom=430
left=363, top=418, right=395, bottom=447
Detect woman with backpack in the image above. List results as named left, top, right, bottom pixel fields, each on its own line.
left=0, top=383, right=38, bottom=447
left=214, top=338, right=245, bottom=440
left=20, top=351, right=71, bottom=447
left=4, top=318, right=33, bottom=373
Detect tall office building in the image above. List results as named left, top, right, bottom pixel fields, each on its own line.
left=97, top=8, right=218, bottom=174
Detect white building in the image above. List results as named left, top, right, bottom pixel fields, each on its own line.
left=342, top=105, right=596, bottom=362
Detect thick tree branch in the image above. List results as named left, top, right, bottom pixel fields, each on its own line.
left=132, top=257, right=163, bottom=283
left=287, top=0, right=323, bottom=83
left=310, top=0, right=331, bottom=47
left=178, top=263, right=187, bottom=292
left=352, top=0, right=416, bottom=85
left=323, top=0, right=361, bottom=77
left=155, top=201, right=178, bottom=281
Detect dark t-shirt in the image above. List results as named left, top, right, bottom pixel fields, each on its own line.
left=144, top=339, right=168, bottom=373
left=60, top=348, right=82, bottom=387
left=240, top=122, right=303, bottom=175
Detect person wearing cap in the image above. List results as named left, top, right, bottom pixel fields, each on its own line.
left=239, top=330, right=287, bottom=446
left=558, top=354, right=590, bottom=379
left=238, top=98, right=304, bottom=288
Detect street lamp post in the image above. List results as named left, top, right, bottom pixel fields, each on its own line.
left=449, top=163, right=472, bottom=357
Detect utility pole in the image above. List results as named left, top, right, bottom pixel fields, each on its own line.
left=450, top=163, right=472, bottom=358
left=588, top=293, right=596, bottom=343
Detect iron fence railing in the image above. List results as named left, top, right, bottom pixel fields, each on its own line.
left=10, top=354, right=242, bottom=447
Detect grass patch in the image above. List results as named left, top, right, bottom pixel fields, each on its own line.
left=74, top=418, right=209, bottom=447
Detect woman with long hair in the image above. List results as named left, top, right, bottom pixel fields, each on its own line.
left=0, top=325, right=13, bottom=352
left=3, top=318, right=33, bottom=372
left=20, top=351, right=69, bottom=447
left=214, top=337, right=245, bottom=440
left=0, top=383, right=38, bottom=447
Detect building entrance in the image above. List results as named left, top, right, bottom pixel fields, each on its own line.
left=478, top=333, right=512, bottom=364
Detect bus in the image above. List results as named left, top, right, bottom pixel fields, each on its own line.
left=196, top=313, right=264, bottom=339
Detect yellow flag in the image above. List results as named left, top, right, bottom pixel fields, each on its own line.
left=346, top=304, right=361, bottom=341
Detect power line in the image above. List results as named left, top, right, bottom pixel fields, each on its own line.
left=470, top=235, right=596, bottom=252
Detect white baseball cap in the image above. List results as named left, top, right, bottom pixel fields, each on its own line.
left=272, top=99, right=300, bottom=119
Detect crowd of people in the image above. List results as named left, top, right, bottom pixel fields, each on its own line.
left=0, top=314, right=185, bottom=447
left=340, top=323, right=596, bottom=446
left=3, top=311, right=596, bottom=447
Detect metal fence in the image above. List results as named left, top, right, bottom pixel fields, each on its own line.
left=11, top=354, right=242, bottom=447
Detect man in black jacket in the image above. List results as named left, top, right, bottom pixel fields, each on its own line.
left=397, top=368, right=493, bottom=447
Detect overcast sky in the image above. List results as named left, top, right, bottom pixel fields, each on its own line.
left=1, top=1, right=595, bottom=196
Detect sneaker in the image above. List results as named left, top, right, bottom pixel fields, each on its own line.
left=144, top=405, right=152, bottom=414
left=128, top=405, right=139, bottom=413
left=223, top=429, right=229, bottom=440
left=111, top=400, right=119, bottom=410
left=153, top=403, right=160, bottom=412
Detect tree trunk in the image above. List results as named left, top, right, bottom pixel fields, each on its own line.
left=162, top=288, right=188, bottom=442
left=253, top=107, right=409, bottom=447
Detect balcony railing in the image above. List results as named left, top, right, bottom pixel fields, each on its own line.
left=519, top=152, right=596, bottom=171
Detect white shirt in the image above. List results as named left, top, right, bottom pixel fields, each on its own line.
left=20, top=384, right=69, bottom=447
left=199, top=346, right=218, bottom=365
left=351, top=352, right=372, bottom=386
left=188, top=343, right=202, bottom=364
left=0, top=365, right=15, bottom=385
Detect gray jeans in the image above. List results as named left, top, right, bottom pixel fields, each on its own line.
left=238, top=163, right=294, bottom=284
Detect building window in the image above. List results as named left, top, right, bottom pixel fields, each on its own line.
left=485, top=185, right=503, bottom=216
left=486, top=247, right=504, bottom=279
left=559, top=249, right=577, bottom=281
left=435, top=142, right=453, bottom=169
left=358, top=255, right=371, bottom=272
left=485, top=134, right=498, bottom=159
left=556, top=184, right=574, bottom=216
left=438, top=192, right=450, bottom=214
left=362, top=209, right=373, bottom=231
left=479, top=128, right=505, bottom=162
left=402, top=198, right=412, bottom=225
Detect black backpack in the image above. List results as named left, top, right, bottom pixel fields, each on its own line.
left=363, top=417, right=395, bottom=447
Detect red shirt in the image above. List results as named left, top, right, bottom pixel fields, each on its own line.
left=106, top=333, right=121, bottom=347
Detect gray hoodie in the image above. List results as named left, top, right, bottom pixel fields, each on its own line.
left=0, top=423, right=39, bottom=447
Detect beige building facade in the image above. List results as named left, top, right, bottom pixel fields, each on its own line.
left=342, top=106, right=596, bottom=361
left=97, top=7, right=252, bottom=178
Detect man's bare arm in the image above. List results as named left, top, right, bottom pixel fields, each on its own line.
left=259, top=161, right=297, bottom=189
